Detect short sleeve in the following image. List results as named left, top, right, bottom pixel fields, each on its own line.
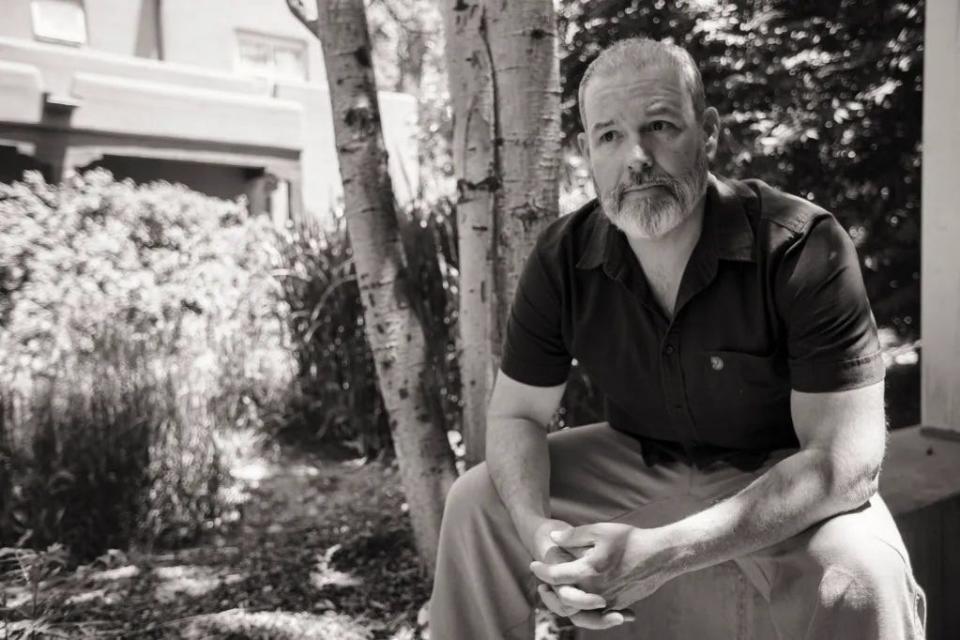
left=776, top=215, right=885, bottom=393
left=500, top=244, right=571, bottom=386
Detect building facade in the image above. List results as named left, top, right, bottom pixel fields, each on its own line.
left=0, top=0, right=420, bottom=223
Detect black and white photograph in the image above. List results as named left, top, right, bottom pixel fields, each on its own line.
left=0, top=1, right=954, bottom=638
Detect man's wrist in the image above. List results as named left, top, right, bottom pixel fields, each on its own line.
left=625, top=525, right=688, bottom=582
left=515, top=512, right=550, bottom=555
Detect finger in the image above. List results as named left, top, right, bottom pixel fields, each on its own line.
left=537, top=584, right=577, bottom=618
left=554, top=584, right=606, bottom=610
left=541, top=545, right=577, bottom=565
left=550, top=526, right=596, bottom=548
left=570, top=608, right=636, bottom=630
left=616, top=608, right=636, bottom=623
left=530, top=557, right=595, bottom=586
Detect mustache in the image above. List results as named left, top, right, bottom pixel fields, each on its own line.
left=611, top=176, right=678, bottom=201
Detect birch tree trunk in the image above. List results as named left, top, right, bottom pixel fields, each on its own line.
left=287, top=0, right=457, bottom=576
left=443, top=0, right=497, bottom=468
left=486, top=0, right=563, bottom=335
left=443, top=0, right=562, bottom=466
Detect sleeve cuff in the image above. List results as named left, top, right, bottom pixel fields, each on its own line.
left=790, top=351, right=886, bottom=393
left=500, top=352, right=571, bottom=387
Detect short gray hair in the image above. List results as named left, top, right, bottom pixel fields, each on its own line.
left=577, top=37, right=706, bottom=130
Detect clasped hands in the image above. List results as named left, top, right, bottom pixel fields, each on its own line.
left=529, top=519, right=675, bottom=630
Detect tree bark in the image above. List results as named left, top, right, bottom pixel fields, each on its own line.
left=288, top=0, right=457, bottom=577
left=443, top=0, right=562, bottom=466
left=443, top=0, right=497, bottom=468
left=486, top=0, right=563, bottom=338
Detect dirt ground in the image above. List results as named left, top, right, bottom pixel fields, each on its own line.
left=1, top=436, right=434, bottom=639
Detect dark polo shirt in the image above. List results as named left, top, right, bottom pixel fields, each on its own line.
left=500, top=174, right=885, bottom=468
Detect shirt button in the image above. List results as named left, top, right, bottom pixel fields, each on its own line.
left=664, top=344, right=675, bottom=355
left=710, top=355, right=725, bottom=371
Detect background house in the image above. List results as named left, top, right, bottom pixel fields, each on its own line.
left=0, top=0, right=420, bottom=224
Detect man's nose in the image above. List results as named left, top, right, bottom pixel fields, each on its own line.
left=626, top=141, right=653, bottom=173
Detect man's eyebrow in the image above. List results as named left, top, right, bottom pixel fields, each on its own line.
left=590, top=120, right=615, bottom=133
left=646, top=104, right=682, bottom=117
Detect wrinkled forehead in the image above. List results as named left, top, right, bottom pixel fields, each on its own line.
left=583, top=64, right=692, bottom=129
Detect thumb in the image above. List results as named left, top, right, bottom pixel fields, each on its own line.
left=550, top=526, right=594, bottom=548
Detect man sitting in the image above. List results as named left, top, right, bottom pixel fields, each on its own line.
left=429, top=37, right=925, bottom=640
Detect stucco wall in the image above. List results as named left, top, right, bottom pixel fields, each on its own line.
left=0, top=0, right=159, bottom=58
left=85, top=0, right=160, bottom=58
left=0, top=0, right=419, bottom=224
left=0, top=2, right=35, bottom=41
left=274, top=82, right=419, bottom=219
left=161, top=0, right=327, bottom=86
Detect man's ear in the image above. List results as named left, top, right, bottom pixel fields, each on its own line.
left=702, top=107, right=721, bottom=162
left=577, top=131, right=590, bottom=162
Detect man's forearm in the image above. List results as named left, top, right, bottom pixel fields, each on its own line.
left=652, top=448, right=878, bottom=579
left=486, top=417, right=552, bottom=552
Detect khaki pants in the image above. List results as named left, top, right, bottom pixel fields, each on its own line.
left=429, top=422, right=926, bottom=640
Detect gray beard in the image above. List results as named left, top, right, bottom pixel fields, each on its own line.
left=598, top=150, right=709, bottom=239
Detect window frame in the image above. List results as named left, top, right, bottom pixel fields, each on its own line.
left=235, top=30, right=309, bottom=83
left=31, top=0, right=88, bottom=47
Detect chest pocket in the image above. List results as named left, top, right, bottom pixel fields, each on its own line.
left=687, top=349, right=794, bottom=448
left=699, top=350, right=789, bottom=406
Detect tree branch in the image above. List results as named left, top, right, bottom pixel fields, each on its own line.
left=285, top=0, right=319, bottom=35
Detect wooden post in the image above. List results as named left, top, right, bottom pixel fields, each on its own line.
left=921, top=0, right=960, bottom=435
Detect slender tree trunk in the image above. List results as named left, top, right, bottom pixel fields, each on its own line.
left=443, top=0, right=562, bottom=466
left=443, top=0, right=497, bottom=468
left=486, top=0, right=563, bottom=335
left=288, top=0, right=457, bottom=576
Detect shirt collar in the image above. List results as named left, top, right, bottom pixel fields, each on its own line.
left=575, top=173, right=756, bottom=272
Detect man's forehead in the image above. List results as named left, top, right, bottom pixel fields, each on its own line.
left=583, top=65, right=690, bottom=126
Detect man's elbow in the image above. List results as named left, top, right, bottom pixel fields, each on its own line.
left=825, top=454, right=881, bottom=509
left=850, top=460, right=881, bottom=505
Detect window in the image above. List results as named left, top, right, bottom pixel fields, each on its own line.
left=31, top=0, right=87, bottom=46
left=236, top=31, right=308, bottom=82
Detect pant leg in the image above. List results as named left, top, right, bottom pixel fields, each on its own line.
left=574, top=449, right=925, bottom=640
left=428, top=423, right=696, bottom=640
left=735, top=489, right=926, bottom=640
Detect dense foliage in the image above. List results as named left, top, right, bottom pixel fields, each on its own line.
left=558, top=0, right=922, bottom=339
left=271, top=203, right=461, bottom=458
left=0, top=170, right=292, bottom=559
left=0, top=170, right=462, bottom=561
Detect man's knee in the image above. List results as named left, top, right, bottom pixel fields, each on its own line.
left=815, top=537, right=911, bottom=616
left=442, top=462, right=502, bottom=527
left=818, top=564, right=877, bottom=614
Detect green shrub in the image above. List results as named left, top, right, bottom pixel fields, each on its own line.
left=0, top=170, right=293, bottom=559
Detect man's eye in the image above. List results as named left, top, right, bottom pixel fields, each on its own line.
left=650, top=121, right=672, bottom=132
left=599, top=131, right=618, bottom=143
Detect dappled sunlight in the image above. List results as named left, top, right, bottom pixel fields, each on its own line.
left=310, top=544, right=363, bottom=590
left=289, top=462, right=321, bottom=478
left=65, top=587, right=121, bottom=606
left=183, top=609, right=373, bottom=640
left=89, top=565, right=140, bottom=582
left=217, top=427, right=275, bottom=487
left=388, top=626, right=419, bottom=640
left=1, top=585, right=31, bottom=609
left=230, top=459, right=273, bottom=485
left=153, top=565, right=246, bottom=603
